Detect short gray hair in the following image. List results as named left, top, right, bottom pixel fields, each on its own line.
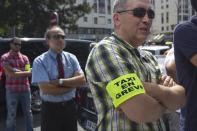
left=113, top=0, right=129, bottom=13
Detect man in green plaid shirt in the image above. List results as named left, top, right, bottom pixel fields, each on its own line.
left=85, top=0, right=186, bottom=130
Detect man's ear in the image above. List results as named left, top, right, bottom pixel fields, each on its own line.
left=10, top=43, right=13, bottom=48
left=113, top=13, right=121, bottom=28
left=44, top=39, right=49, bottom=48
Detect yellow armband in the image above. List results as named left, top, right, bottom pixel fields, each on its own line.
left=106, top=73, right=145, bottom=108
left=25, top=64, right=30, bottom=71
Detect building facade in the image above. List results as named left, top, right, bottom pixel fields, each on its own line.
left=152, top=0, right=194, bottom=34
left=153, top=0, right=178, bottom=34
left=65, top=0, right=114, bottom=41
left=177, top=0, right=195, bottom=23
left=65, top=0, right=195, bottom=41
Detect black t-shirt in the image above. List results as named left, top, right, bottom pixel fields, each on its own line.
left=174, top=16, right=197, bottom=131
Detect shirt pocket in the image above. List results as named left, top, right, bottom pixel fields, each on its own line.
left=47, top=64, right=58, bottom=80
left=64, top=66, right=74, bottom=78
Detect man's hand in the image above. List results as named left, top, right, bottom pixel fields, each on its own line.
left=143, top=81, right=186, bottom=111
left=160, top=75, right=175, bottom=87
left=190, top=54, right=197, bottom=67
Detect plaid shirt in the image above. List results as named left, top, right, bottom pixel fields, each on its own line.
left=1, top=51, right=30, bottom=92
left=85, top=33, right=166, bottom=131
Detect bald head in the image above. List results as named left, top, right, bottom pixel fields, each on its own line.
left=44, top=26, right=65, bottom=39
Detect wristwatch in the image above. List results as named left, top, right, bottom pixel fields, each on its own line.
left=59, top=79, right=64, bottom=87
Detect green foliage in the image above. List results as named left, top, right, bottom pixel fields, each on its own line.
left=0, top=0, right=91, bottom=37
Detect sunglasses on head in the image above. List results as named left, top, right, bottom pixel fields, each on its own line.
left=48, top=34, right=65, bottom=40
left=117, top=7, right=155, bottom=19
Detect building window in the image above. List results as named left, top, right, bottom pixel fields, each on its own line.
left=183, top=15, right=189, bottom=21
left=184, top=10, right=189, bottom=13
left=151, top=0, right=155, bottom=7
left=161, top=6, right=164, bottom=9
left=166, top=4, right=169, bottom=8
left=161, top=26, right=164, bottom=31
left=166, top=12, right=169, bottom=23
left=83, top=17, right=88, bottom=22
left=95, top=28, right=105, bottom=34
left=166, top=26, right=169, bottom=31
left=99, top=0, right=105, bottom=14
left=94, top=17, right=98, bottom=24
left=78, top=28, right=88, bottom=34
left=107, top=0, right=111, bottom=14
left=108, top=19, right=111, bottom=24
left=178, top=15, right=182, bottom=22
left=161, top=13, right=164, bottom=24
left=171, top=24, right=175, bottom=30
left=93, top=0, right=97, bottom=13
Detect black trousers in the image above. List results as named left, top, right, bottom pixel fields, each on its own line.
left=41, top=99, right=77, bottom=131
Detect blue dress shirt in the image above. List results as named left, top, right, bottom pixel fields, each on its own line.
left=32, top=49, right=83, bottom=102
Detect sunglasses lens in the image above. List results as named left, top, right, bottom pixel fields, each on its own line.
left=14, top=43, right=21, bottom=46
left=132, top=8, right=155, bottom=19
left=50, top=35, right=65, bottom=40
left=148, top=9, right=155, bottom=19
left=133, top=8, right=146, bottom=18
left=59, top=35, right=65, bottom=39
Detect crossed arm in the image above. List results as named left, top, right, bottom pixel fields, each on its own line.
left=119, top=76, right=186, bottom=123
left=38, top=72, right=86, bottom=96
left=3, top=64, right=31, bottom=77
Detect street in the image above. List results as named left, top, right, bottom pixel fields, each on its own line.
left=0, top=112, right=85, bottom=131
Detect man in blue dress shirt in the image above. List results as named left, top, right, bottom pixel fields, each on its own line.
left=32, top=26, right=86, bottom=131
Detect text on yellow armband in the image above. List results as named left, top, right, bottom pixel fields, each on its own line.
left=106, top=73, right=145, bottom=108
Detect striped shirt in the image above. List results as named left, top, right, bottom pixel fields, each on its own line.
left=85, top=33, right=166, bottom=131
left=1, top=51, right=30, bottom=92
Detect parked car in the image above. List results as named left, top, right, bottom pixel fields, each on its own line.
left=0, top=38, right=97, bottom=130
left=140, top=45, right=170, bottom=74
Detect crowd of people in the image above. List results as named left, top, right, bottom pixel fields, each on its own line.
left=0, top=0, right=197, bottom=131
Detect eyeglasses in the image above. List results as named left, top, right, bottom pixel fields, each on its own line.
left=14, top=43, right=21, bottom=46
left=48, top=34, right=65, bottom=40
left=117, top=7, right=155, bottom=19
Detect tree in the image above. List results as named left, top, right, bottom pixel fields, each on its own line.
left=0, top=0, right=91, bottom=37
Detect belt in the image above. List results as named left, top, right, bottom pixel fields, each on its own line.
left=42, top=99, right=75, bottom=107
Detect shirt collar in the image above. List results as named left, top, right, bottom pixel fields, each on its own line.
left=48, top=49, right=63, bottom=59
left=111, top=32, right=135, bottom=50
left=111, top=33, right=143, bottom=58
left=9, top=50, right=21, bottom=56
